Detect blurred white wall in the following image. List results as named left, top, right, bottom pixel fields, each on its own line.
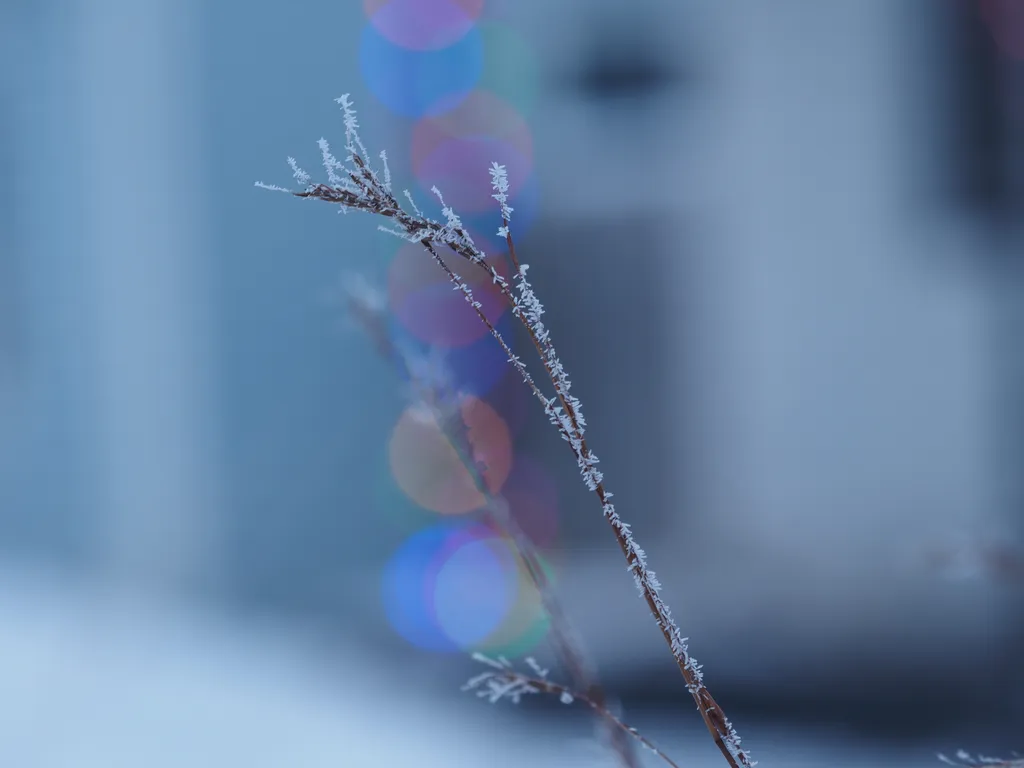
left=71, top=0, right=222, bottom=593
left=513, top=0, right=1021, bottom=683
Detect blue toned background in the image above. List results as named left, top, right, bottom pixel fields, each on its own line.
left=2, top=0, right=1024, bottom=765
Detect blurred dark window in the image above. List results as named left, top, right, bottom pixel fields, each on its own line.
left=944, top=0, right=1024, bottom=225
left=518, top=216, right=684, bottom=548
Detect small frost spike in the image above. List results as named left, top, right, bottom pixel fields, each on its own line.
left=488, top=162, right=514, bottom=235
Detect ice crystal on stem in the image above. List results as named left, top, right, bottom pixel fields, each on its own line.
left=260, top=94, right=753, bottom=768
left=464, top=655, right=683, bottom=768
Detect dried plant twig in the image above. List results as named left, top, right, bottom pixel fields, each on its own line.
left=342, top=278, right=641, bottom=768
left=926, top=540, right=1024, bottom=586
left=465, top=653, right=682, bottom=768
left=939, top=752, right=1024, bottom=768
left=258, top=93, right=753, bottom=768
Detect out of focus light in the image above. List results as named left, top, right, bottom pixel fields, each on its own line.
left=412, top=90, right=534, bottom=214
left=978, top=0, right=1024, bottom=60
left=478, top=23, right=540, bottom=116
left=374, top=450, right=440, bottom=533
left=390, top=310, right=518, bottom=398
left=382, top=525, right=461, bottom=651
left=488, top=455, right=560, bottom=549
left=388, top=395, right=512, bottom=514
left=363, top=0, right=484, bottom=51
left=388, top=238, right=510, bottom=348
left=359, top=23, right=483, bottom=118
left=480, top=367, right=530, bottom=439
left=382, top=522, right=544, bottom=652
left=361, top=2, right=550, bottom=657
left=474, top=541, right=551, bottom=657
left=429, top=527, right=517, bottom=646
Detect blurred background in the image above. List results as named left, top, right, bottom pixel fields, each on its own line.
left=2, top=0, right=1023, bottom=764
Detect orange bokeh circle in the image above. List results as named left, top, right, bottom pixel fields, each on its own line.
left=389, top=395, right=513, bottom=514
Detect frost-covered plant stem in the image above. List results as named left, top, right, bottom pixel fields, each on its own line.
left=258, top=94, right=752, bottom=768
left=492, top=177, right=753, bottom=768
left=465, top=654, right=682, bottom=768
left=939, top=752, right=1024, bottom=768
left=343, top=279, right=641, bottom=768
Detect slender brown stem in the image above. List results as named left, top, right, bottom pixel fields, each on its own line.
left=344, top=278, right=641, bottom=768
left=466, top=661, right=682, bottom=768
left=520, top=676, right=683, bottom=768
left=462, top=219, right=749, bottom=768
left=285, top=134, right=752, bottom=767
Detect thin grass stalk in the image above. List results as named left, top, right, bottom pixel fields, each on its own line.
left=343, top=281, right=641, bottom=768
left=257, top=93, right=753, bottom=768
left=465, top=653, right=682, bottom=768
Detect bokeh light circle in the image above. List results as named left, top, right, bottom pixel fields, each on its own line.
left=389, top=394, right=512, bottom=514
left=360, top=23, right=483, bottom=118
left=427, top=527, right=518, bottom=647
left=373, top=444, right=439, bottom=533
left=476, top=545, right=553, bottom=657
left=412, top=91, right=534, bottom=213
left=489, top=455, right=560, bottom=548
left=481, top=365, right=529, bottom=439
left=417, top=138, right=532, bottom=214
left=364, top=0, right=484, bottom=51
left=412, top=91, right=533, bottom=166
left=388, top=235, right=511, bottom=348
left=383, top=523, right=532, bottom=653
left=978, top=0, right=1024, bottom=59
left=390, top=309, right=517, bottom=399
left=478, top=24, right=540, bottom=115
left=381, top=525, right=461, bottom=652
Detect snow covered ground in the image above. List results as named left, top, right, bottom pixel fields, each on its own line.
left=0, top=565, right=976, bottom=768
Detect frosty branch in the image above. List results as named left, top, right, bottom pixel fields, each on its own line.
left=939, top=752, right=1024, bottom=768
left=257, top=94, right=753, bottom=768
left=464, top=653, right=682, bottom=768
left=342, top=277, right=641, bottom=768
